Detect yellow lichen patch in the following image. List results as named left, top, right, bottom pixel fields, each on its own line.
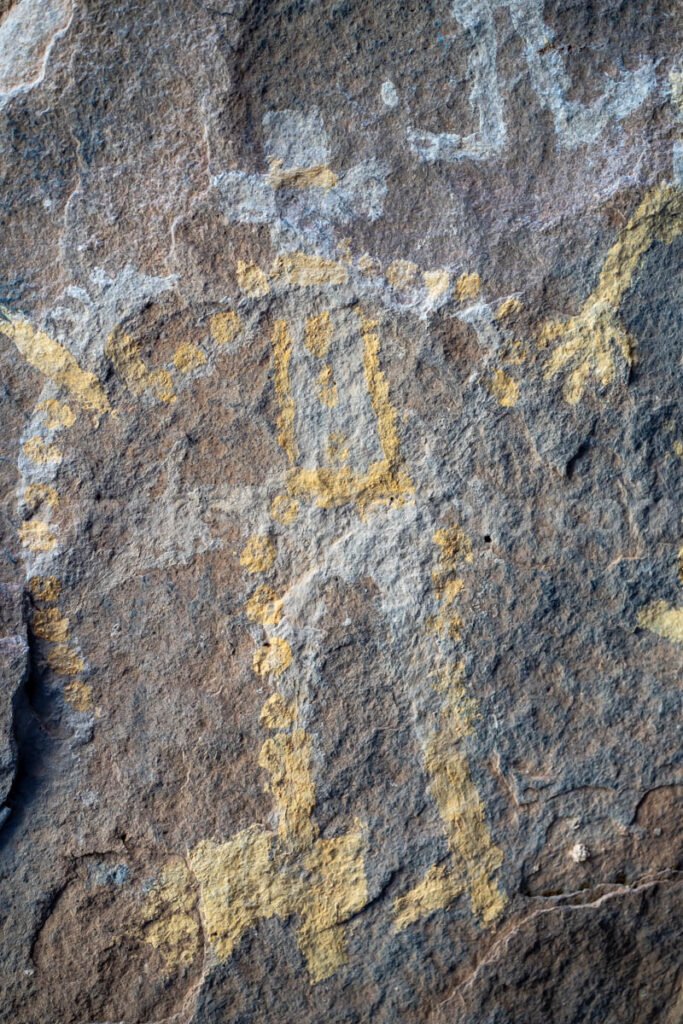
left=271, top=253, right=348, bottom=288
left=489, top=369, right=520, bottom=408
left=358, top=253, right=381, bottom=276
left=23, top=436, right=62, bottom=464
left=183, top=717, right=368, bottom=983
left=272, top=320, right=298, bottom=465
left=495, top=296, right=523, bottom=320
left=253, top=637, right=293, bottom=677
left=240, top=534, right=276, bottom=573
left=3, top=317, right=111, bottom=423
left=173, top=343, right=206, bottom=374
left=19, top=520, right=57, bottom=553
left=247, top=584, right=284, bottom=626
left=23, top=483, right=59, bottom=511
left=37, top=399, right=76, bottom=429
left=260, top=693, right=296, bottom=730
left=386, top=259, right=419, bottom=290
left=423, top=269, right=450, bottom=298
left=64, top=680, right=93, bottom=712
left=47, top=643, right=85, bottom=676
left=268, top=161, right=338, bottom=190
left=455, top=271, right=481, bottom=302
left=210, top=310, right=241, bottom=346
left=32, top=607, right=70, bottom=643
left=236, top=261, right=270, bottom=297
left=304, top=311, right=332, bottom=358
left=106, top=329, right=176, bottom=404
left=142, top=859, right=201, bottom=970
left=317, top=365, right=338, bottom=408
left=638, top=600, right=683, bottom=644
left=28, top=575, right=62, bottom=602
left=394, top=862, right=464, bottom=931
left=270, top=494, right=299, bottom=525
left=541, top=184, right=683, bottom=404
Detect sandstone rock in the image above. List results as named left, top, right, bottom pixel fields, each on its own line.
left=0, top=2, right=681, bottom=1022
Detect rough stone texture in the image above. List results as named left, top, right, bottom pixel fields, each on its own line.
left=0, top=2, right=681, bottom=1022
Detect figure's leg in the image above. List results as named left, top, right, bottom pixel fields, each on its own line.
left=408, top=0, right=506, bottom=163
left=507, top=0, right=654, bottom=148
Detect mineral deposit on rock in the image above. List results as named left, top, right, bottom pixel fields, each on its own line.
left=0, top=2, right=681, bottom=1022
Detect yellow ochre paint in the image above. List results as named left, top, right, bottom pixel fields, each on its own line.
left=46, top=643, right=85, bottom=676
left=638, top=601, right=683, bottom=644
left=268, top=161, right=338, bottom=190
left=106, top=329, right=176, bottom=404
left=317, top=365, right=338, bottom=408
left=423, top=269, right=450, bottom=298
left=305, top=311, right=332, bottom=358
left=210, top=310, right=241, bottom=346
left=19, top=520, right=57, bottom=553
left=236, top=261, right=270, bottom=297
left=246, top=584, right=284, bottom=626
left=489, top=368, right=520, bottom=408
left=456, top=271, right=481, bottom=302
left=541, top=184, right=683, bottom=404
left=386, top=259, right=418, bottom=290
left=142, top=707, right=368, bottom=984
left=272, top=320, right=298, bottom=465
left=240, top=534, right=276, bottom=574
left=28, top=575, right=62, bottom=602
left=3, top=316, right=111, bottom=424
left=270, top=494, right=299, bottom=525
left=22, top=437, right=62, bottom=464
left=271, top=253, right=348, bottom=288
left=64, top=680, right=93, bottom=712
left=252, top=637, right=293, bottom=677
left=23, top=483, right=59, bottom=511
left=173, top=343, right=206, bottom=374
left=37, top=399, right=76, bottom=429
left=32, top=607, right=70, bottom=643
left=495, top=296, right=522, bottom=320
left=394, top=531, right=506, bottom=931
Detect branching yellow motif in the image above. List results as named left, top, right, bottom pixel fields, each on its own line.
left=541, top=184, right=683, bottom=404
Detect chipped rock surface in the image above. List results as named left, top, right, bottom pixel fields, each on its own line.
left=0, top=2, right=681, bottom=1022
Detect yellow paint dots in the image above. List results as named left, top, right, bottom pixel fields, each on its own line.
left=46, top=643, right=85, bottom=677
left=23, top=483, right=59, bottom=511
left=638, top=601, right=683, bottom=644
left=260, top=693, right=296, bottom=730
left=173, top=343, right=206, bottom=374
left=210, top=310, right=241, bottom=346
left=32, top=607, right=70, bottom=643
left=455, top=271, right=482, bottom=302
left=272, top=320, right=298, bottom=466
left=386, top=259, right=419, bottom=290
left=358, top=253, right=381, bottom=276
left=236, top=261, right=270, bottom=297
left=253, top=637, right=293, bottom=677
left=489, top=368, right=520, bottom=408
left=3, top=317, right=111, bottom=424
left=271, top=253, right=348, bottom=288
left=64, top=680, right=93, bottom=712
left=37, top=399, right=75, bottom=429
left=240, top=534, right=276, bottom=574
left=28, top=575, right=62, bottom=602
left=246, top=584, right=284, bottom=626
left=317, top=366, right=338, bottom=408
left=304, top=311, right=332, bottom=358
left=541, top=184, right=683, bottom=404
left=495, top=296, right=522, bottom=320
left=23, top=436, right=62, bottom=464
left=674, top=439, right=683, bottom=459
left=270, top=494, right=299, bottom=525
left=268, top=160, right=338, bottom=190
left=423, top=269, right=450, bottom=298
left=19, top=520, right=57, bottom=553
left=106, top=329, right=176, bottom=404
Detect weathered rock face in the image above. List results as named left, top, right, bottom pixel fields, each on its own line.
left=0, top=2, right=681, bottom=1022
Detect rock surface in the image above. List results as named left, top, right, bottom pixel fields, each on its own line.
left=0, top=2, right=681, bottom=1022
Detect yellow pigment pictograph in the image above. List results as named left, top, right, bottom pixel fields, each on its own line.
left=540, top=184, right=683, bottom=404
left=395, top=527, right=506, bottom=930
left=637, top=543, right=683, bottom=645
left=272, top=307, right=414, bottom=511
